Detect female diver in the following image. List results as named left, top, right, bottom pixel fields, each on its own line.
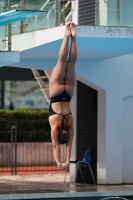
left=49, top=22, right=77, bottom=170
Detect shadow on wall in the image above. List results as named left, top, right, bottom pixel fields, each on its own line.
left=122, top=95, right=133, bottom=183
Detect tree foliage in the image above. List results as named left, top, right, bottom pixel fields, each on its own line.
left=0, top=109, right=51, bottom=142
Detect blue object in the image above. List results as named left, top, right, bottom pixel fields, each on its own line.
left=0, top=10, right=47, bottom=26
left=83, top=147, right=92, bottom=163
left=101, top=198, right=128, bottom=200
left=70, top=147, right=96, bottom=184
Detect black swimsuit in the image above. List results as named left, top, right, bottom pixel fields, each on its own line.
left=49, top=90, right=72, bottom=117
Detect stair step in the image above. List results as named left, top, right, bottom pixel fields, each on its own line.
left=35, top=76, right=47, bottom=79
left=36, top=79, right=48, bottom=88
left=41, top=88, right=49, bottom=91
left=32, top=69, right=41, bottom=77
left=42, top=90, right=50, bottom=101
left=47, top=100, right=50, bottom=104
left=32, top=69, right=50, bottom=104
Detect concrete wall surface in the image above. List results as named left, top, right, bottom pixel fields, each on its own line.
left=0, top=143, right=65, bottom=166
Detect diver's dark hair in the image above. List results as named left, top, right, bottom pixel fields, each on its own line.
left=58, top=128, right=69, bottom=144
left=58, top=115, right=69, bottom=145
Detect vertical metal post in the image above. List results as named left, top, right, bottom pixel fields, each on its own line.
left=20, top=0, right=24, bottom=33
left=11, top=126, right=17, bottom=175
left=1, top=80, right=4, bottom=109
left=55, top=0, right=59, bottom=26
left=8, top=0, right=11, bottom=51
left=11, top=126, right=14, bottom=175
left=14, top=123, right=17, bottom=175
left=62, top=0, right=65, bottom=25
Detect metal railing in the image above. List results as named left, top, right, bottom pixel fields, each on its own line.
left=0, top=120, right=66, bottom=175
left=0, top=0, right=74, bottom=50
left=1, top=0, right=133, bottom=50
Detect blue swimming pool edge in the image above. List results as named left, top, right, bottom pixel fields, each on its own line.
left=0, top=191, right=133, bottom=200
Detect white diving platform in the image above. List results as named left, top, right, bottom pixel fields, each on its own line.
left=0, top=9, right=47, bottom=67
left=8, top=25, right=133, bottom=70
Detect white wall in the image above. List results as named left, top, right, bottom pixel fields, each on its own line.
left=70, top=82, right=77, bottom=182
left=76, top=54, right=133, bottom=184
left=122, top=96, right=133, bottom=183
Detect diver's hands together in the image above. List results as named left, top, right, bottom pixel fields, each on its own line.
left=57, top=162, right=69, bottom=170
left=62, top=162, right=69, bottom=170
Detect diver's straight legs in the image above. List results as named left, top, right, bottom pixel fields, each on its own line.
left=58, top=35, right=69, bottom=62
left=67, top=36, right=77, bottom=63
left=49, top=23, right=71, bottom=97
left=65, top=23, right=77, bottom=96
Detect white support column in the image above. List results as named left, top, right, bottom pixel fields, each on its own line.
left=72, top=0, right=79, bottom=25
left=70, top=81, right=77, bottom=182
left=97, top=89, right=106, bottom=184
left=99, top=0, right=108, bottom=26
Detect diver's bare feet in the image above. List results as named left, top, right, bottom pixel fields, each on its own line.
left=65, top=22, right=71, bottom=37
left=70, top=22, right=76, bottom=37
